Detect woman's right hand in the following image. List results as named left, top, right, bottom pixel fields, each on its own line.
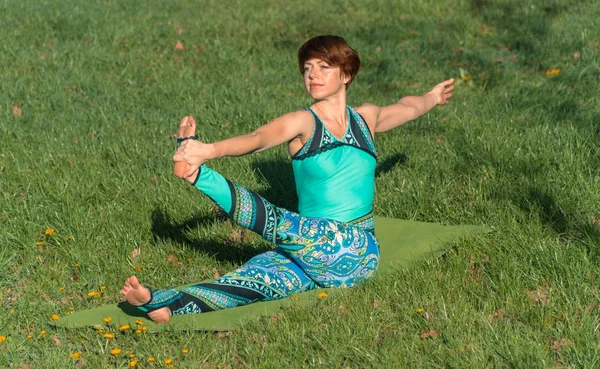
left=172, top=116, right=215, bottom=179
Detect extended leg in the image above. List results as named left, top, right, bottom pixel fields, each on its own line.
left=121, top=249, right=314, bottom=322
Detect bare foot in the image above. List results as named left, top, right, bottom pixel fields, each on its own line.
left=120, top=276, right=171, bottom=324
left=173, top=116, right=200, bottom=183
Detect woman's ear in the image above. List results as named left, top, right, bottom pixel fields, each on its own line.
left=341, top=73, right=351, bottom=85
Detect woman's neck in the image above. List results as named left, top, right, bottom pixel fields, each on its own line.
left=311, top=92, right=348, bottom=125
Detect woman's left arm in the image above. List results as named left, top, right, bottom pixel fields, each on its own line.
left=370, top=78, right=455, bottom=133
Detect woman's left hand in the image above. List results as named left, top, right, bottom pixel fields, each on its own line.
left=428, top=78, right=455, bottom=105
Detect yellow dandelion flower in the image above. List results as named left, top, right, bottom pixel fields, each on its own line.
left=164, top=358, right=173, bottom=364
left=463, top=75, right=471, bottom=81
left=147, top=357, right=155, bottom=362
left=96, top=329, right=104, bottom=333
left=293, top=295, right=300, bottom=301
left=135, top=266, right=142, bottom=272
left=103, top=317, right=112, bottom=323
left=74, top=263, right=79, bottom=267
left=129, top=360, right=137, bottom=367
left=101, top=285, right=106, bottom=290
left=111, top=348, right=122, bottom=355
left=104, top=333, right=114, bottom=339
left=141, top=327, right=148, bottom=331
left=66, top=235, right=73, bottom=241
left=40, top=330, right=47, bottom=335
left=135, top=319, right=144, bottom=325
left=417, top=307, right=424, bottom=313
left=59, top=287, right=65, bottom=291
left=70, top=352, right=82, bottom=360
left=135, top=329, right=142, bottom=334
left=36, top=241, right=43, bottom=246
left=129, top=353, right=135, bottom=358
left=88, top=291, right=101, bottom=297
left=119, top=324, right=130, bottom=331
left=45, top=228, right=55, bottom=236
left=317, top=292, right=327, bottom=299
left=0, top=336, right=6, bottom=343
left=51, top=314, right=60, bottom=321
left=182, top=348, right=189, bottom=354
left=69, top=307, right=74, bottom=311
left=545, top=68, right=561, bottom=76
left=27, top=334, right=33, bottom=339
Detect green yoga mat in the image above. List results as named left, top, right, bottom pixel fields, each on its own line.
left=53, top=217, right=486, bottom=332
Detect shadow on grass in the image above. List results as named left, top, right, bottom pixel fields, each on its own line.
left=376, top=152, right=407, bottom=176
left=517, top=189, right=600, bottom=250
left=150, top=209, right=264, bottom=264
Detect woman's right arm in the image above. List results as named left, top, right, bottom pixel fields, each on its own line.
left=173, top=110, right=310, bottom=173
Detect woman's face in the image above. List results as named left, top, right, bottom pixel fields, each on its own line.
left=302, top=58, right=350, bottom=100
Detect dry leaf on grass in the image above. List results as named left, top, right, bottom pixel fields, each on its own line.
left=12, top=105, right=22, bottom=117
left=420, top=329, right=440, bottom=339
left=488, top=308, right=506, bottom=322
left=526, top=287, right=550, bottom=305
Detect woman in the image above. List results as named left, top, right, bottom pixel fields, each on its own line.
left=121, top=35, right=454, bottom=323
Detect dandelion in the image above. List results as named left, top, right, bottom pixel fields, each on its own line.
left=74, top=263, right=79, bottom=267
left=317, top=292, right=327, bottom=299
left=111, top=348, right=122, bottom=355
left=182, top=348, right=189, bottom=354
left=129, top=360, right=137, bottom=367
left=135, top=319, right=144, bottom=325
left=88, top=291, right=102, bottom=297
left=70, top=352, right=82, bottom=360
left=96, top=329, right=105, bottom=333
left=45, top=228, right=55, bottom=236
left=66, top=235, right=73, bottom=241
left=463, top=75, right=471, bottom=81
left=417, top=307, right=424, bottom=313
left=69, top=307, right=74, bottom=311
left=545, top=68, right=561, bottom=76
left=119, top=324, right=130, bottom=331
left=147, top=357, right=155, bottom=362
left=40, top=330, right=47, bottom=335
left=135, top=266, right=142, bottom=272
left=51, top=314, right=60, bottom=321
left=0, top=336, right=6, bottom=343
left=60, top=287, right=65, bottom=291
left=101, top=286, right=106, bottom=291
left=104, top=333, right=114, bottom=339
left=164, top=358, right=173, bottom=364
left=27, top=334, right=33, bottom=339
left=293, top=295, right=300, bottom=301
left=129, top=353, right=135, bottom=358
left=135, top=329, right=142, bottom=334
left=141, top=327, right=148, bottom=331
left=103, top=317, right=112, bottom=323
left=36, top=241, right=43, bottom=246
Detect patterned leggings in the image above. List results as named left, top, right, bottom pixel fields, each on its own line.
left=143, top=165, right=379, bottom=316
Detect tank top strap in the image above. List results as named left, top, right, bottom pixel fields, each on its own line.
left=347, top=106, right=377, bottom=157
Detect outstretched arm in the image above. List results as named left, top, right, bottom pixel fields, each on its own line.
left=369, top=78, right=455, bottom=133
left=172, top=110, right=309, bottom=177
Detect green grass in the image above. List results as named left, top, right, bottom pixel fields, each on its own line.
left=1, top=0, right=599, bottom=367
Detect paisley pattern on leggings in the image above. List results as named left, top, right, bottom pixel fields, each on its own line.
left=275, top=209, right=379, bottom=288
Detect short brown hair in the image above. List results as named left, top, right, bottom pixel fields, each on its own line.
left=298, top=35, right=360, bottom=88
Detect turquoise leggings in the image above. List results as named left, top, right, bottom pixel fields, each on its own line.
left=139, top=165, right=379, bottom=316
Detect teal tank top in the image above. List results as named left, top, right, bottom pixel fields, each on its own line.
left=292, top=106, right=377, bottom=223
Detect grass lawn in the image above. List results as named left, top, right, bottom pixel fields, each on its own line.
left=1, top=0, right=599, bottom=367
